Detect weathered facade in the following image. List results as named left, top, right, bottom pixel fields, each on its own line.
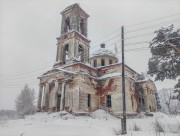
left=37, top=3, right=157, bottom=116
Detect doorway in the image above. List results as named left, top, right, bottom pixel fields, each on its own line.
left=57, top=94, right=61, bottom=111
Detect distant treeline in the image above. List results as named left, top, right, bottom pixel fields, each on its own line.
left=0, top=110, right=17, bottom=120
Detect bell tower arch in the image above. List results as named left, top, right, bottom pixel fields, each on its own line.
left=54, top=3, right=90, bottom=67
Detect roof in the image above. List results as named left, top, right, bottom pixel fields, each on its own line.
left=38, top=68, right=76, bottom=78
left=91, top=48, right=117, bottom=58
left=61, top=3, right=89, bottom=17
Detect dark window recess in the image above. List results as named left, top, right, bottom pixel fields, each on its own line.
left=109, top=59, right=112, bottom=64
left=142, top=98, right=145, bottom=105
left=80, top=18, right=85, bottom=35
left=94, top=60, right=97, bottom=67
left=78, top=45, right=84, bottom=61
left=131, top=95, right=134, bottom=108
left=64, top=17, right=70, bottom=33
left=88, top=94, right=91, bottom=107
left=107, top=95, right=112, bottom=108
left=64, top=44, right=69, bottom=54
left=101, top=59, right=105, bottom=66
left=63, top=44, right=69, bottom=64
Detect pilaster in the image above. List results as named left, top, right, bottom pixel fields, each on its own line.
left=37, top=85, right=43, bottom=112
left=42, top=83, right=49, bottom=111
left=60, top=82, right=66, bottom=111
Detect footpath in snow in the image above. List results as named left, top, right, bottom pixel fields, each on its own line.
left=0, top=110, right=180, bottom=136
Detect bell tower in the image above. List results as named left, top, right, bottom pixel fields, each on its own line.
left=54, top=3, right=90, bottom=68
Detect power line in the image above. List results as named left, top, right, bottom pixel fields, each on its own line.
left=0, top=83, right=39, bottom=88
left=91, top=19, right=180, bottom=49
left=0, top=78, right=38, bottom=84
left=125, top=13, right=180, bottom=28
left=0, top=66, right=52, bottom=79
left=0, top=60, right=54, bottom=77
left=0, top=38, right=159, bottom=81
left=1, top=18, right=179, bottom=79
left=125, top=41, right=150, bottom=46
left=91, top=29, right=121, bottom=45
left=125, top=47, right=149, bottom=52
left=0, top=81, right=38, bottom=86
left=0, top=46, right=152, bottom=88
left=126, top=32, right=154, bottom=40
left=91, top=13, right=180, bottom=45
left=125, top=48, right=149, bottom=53
left=1, top=17, right=180, bottom=84
left=0, top=71, right=43, bottom=81
left=125, top=19, right=180, bottom=34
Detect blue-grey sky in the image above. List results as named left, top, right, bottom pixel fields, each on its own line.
left=0, top=0, right=180, bottom=110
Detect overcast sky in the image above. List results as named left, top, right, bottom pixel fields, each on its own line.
left=0, top=0, right=180, bottom=110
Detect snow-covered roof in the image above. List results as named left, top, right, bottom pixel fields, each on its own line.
left=54, top=68, right=77, bottom=75
left=38, top=68, right=76, bottom=78
left=98, top=72, right=121, bottom=80
left=135, top=78, right=150, bottom=83
left=91, top=48, right=116, bottom=58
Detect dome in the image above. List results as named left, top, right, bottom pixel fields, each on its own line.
left=89, top=44, right=119, bottom=67
left=91, top=44, right=116, bottom=57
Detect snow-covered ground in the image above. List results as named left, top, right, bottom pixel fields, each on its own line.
left=0, top=110, right=180, bottom=136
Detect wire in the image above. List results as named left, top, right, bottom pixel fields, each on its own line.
left=0, top=71, right=43, bottom=81
left=125, top=47, right=149, bottom=52
left=91, top=29, right=121, bottom=45
left=91, top=19, right=180, bottom=49
left=125, top=48, right=149, bottom=53
left=125, top=41, right=150, bottom=46
left=0, top=81, right=38, bottom=86
left=1, top=15, right=180, bottom=86
left=125, top=13, right=180, bottom=28
left=126, top=19, right=180, bottom=34
left=0, top=60, right=54, bottom=77
left=91, top=13, right=180, bottom=45
left=126, top=32, right=154, bottom=40
left=1, top=18, right=179, bottom=79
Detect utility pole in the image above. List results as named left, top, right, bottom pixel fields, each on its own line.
left=121, top=26, right=127, bottom=134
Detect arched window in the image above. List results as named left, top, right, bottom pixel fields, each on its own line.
left=94, top=60, right=97, bottom=67
left=109, top=59, right=112, bottom=65
left=101, top=59, right=105, bottom=66
left=80, top=18, right=85, bottom=35
left=63, top=44, right=69, bottom=64
left=64, top=17, right=70, bottom=33
left=78, top=45, right=84, bottom=62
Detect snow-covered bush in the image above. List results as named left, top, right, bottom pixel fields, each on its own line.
left=112, top=128, right=122, bottom=135
left=154, top=119, right=165, bottom=136
left=91, top=109, right=113, bottom=119
left=158, top=88, right=180, bottom=114
left=133, top=123, right=141, bottom=131
left=15, top=84, right=35, bottom=118
left=136, top=113, right=146, bottom=118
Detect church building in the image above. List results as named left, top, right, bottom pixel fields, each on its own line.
left=37, top=3, right=157, bottom=116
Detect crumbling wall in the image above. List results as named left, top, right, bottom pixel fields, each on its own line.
left=98, top=64, right=135, bottom=80
left=78, top=74, right=99, bottom=112
left=96, top=76, right=137, bottom=115
left=66, top=75, right=80, bottom=112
